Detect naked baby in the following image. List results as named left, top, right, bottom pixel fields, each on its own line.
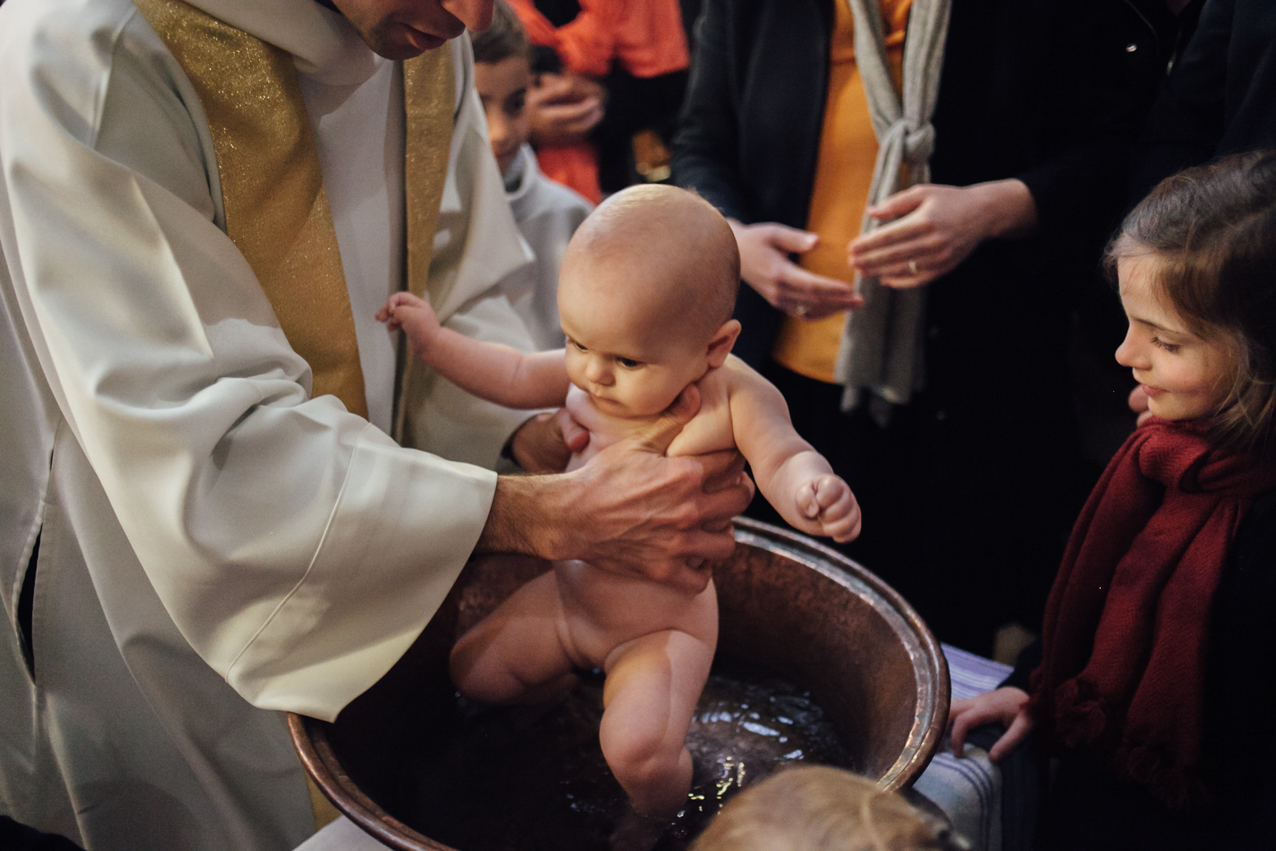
left=377, top=185, right=862, bottom=818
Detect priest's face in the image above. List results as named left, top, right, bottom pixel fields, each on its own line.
left=332, top=0, right=494, bottom=60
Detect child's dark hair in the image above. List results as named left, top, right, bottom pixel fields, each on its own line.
left=1107, top=150, right=1276, bottom=460
left=469, top=0, right=530, bottom=66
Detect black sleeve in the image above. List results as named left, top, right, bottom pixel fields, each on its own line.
left=1198, top=489, right=1276, bottom=845
left=593, top=68, right=689, bottom=193
left=1015, top=0, right=1146, bottom=241
left=1001, top=638, right=1042, bottom=694
left=670, top=0, right=751, bottom=223
left=0, top=818, right=86, bottom=851
left=1129, top=0, right=1234, bottom=202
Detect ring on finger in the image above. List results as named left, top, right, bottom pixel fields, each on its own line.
left=908, top=259, right=919, bottom=275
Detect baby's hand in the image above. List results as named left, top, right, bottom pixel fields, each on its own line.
left=376, top=292, right=439, bottom=359
left=796, top=475, right=862, bottom=543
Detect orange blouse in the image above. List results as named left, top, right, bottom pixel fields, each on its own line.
left=771, top=0, right=912, bottom=383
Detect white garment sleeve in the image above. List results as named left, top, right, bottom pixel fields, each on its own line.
left=0, top=5, right=495, bottom=718
left=403, top=53, right=542, bottom=467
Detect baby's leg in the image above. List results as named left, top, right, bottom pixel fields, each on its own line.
left=599, top=629, right=715, bottom=818
left=449, top=573, right=577, bottom=704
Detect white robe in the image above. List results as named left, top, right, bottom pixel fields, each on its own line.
left=499, top=143, right=592, bottom=352
left=0, top=0, right=535, bottom=847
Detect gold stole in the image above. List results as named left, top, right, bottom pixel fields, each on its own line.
left=133, top=0, right=454, bottom=422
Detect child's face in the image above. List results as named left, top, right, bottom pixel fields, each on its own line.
left=558, top=260, right=718, bottom=419
left=474, top=55, right=531, bottom=175
left=1115, top=256, right=1235, bottom=422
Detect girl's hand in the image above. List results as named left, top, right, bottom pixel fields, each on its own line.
left=377, top=292, right=439, bottom=359
left=948, top=686, right=1034, bottom=762
left=729, top=220, right=864, bottom=319
left=1128, top=385, right=1154, bottom=426
left=795, top=475, right=862, bottom=543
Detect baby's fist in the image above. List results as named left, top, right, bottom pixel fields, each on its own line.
left=376, top=292, right=439, bottom=358
left=796, top=475, right=861, bottom=543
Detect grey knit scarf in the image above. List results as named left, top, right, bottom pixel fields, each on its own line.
left=834, top=0, right=950, bottom=412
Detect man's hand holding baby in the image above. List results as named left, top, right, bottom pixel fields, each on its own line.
left=795, top=474, right=862, bottom=543
left=482, top=386, right=755, bottom=594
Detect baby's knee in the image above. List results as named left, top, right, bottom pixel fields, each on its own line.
left=602, top=732, right=693, bottom=817
left=599, top=718, right=683, bottom=785
left=448, top=639, right=510, bottom=702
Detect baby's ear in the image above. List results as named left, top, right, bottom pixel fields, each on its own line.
left=706, top=319, right=742, bottom=368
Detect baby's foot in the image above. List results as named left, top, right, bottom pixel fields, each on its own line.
left=609, top=806, right=668, bottom=851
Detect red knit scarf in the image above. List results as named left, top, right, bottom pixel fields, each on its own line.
left=1029, top=419, right=1276, bottom=808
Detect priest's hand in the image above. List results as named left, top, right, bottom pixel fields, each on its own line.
left=507, top=408, right=590, bottom=473
left=479, top=386, right=755, bottom=592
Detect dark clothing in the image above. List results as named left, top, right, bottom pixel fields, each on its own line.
left=673, top=0, right=1141, bottom=369
left=1076, top=0, right=1205, bottom=358
left=672, top=0, right=1143, bottom=652
left=0, top=818, right=86, bottom=851
left=1003, top=490, right=1276, bottom=850
left=1133, top=0, right=1276, bottom=202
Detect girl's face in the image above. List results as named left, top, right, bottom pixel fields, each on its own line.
left=1115, top=255, right=1236, bottom=422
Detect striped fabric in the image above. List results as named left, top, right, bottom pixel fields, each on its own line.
left=912, top=644, right=1014, bottom=851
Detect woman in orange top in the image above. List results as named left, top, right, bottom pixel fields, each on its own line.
left=674, top=0, right=1146, bottom=654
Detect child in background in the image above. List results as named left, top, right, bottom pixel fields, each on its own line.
left=948, top=151, right=1276, bottom=849
left=471, top=1, right=592, bottom=350
left=378, top=184, right=861, bottom=817
left=690, top=766, right=969, bottom=851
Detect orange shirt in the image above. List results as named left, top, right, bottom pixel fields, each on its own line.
left=771, top=0, right=911, bottom=383
left=507, top=0, right=689, bottom=79
left=508, top=0, right=691, bottom=202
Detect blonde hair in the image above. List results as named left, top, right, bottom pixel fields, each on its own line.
left=689, top=766, right=968, bottom=851
left=1108, top=150, right=1276, bottom=460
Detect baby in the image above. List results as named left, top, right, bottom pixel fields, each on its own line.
left=378, top=184, right=861, bottom=817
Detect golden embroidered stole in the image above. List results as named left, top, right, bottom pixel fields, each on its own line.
left=133, top=0, right=454, bottom=422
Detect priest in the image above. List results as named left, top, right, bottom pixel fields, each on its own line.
left=0, top=1, right=753, bottom=849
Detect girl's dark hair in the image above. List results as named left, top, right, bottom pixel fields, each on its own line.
left=469, top=0, right=530, bottom=66
left=1107, top=150, right=1276, bottom=460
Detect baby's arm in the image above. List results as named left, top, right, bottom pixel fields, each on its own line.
left=726, top=362, right=862, bottom=543
left=377, top=292, right=570, bottom=409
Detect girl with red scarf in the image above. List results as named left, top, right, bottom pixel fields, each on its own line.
left=948, top=151, right=1276, bottom=850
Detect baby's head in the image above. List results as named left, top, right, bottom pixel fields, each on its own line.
left=556, top=184, right=741, bottom=418
left=690, top=766, right=967, bottom=851
left=470, top=0, right=531, bottom=176
left=1109, top=150, right=1276, bottom=458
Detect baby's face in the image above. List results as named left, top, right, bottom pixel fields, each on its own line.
left=558, top=259, right=714, bottom=419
